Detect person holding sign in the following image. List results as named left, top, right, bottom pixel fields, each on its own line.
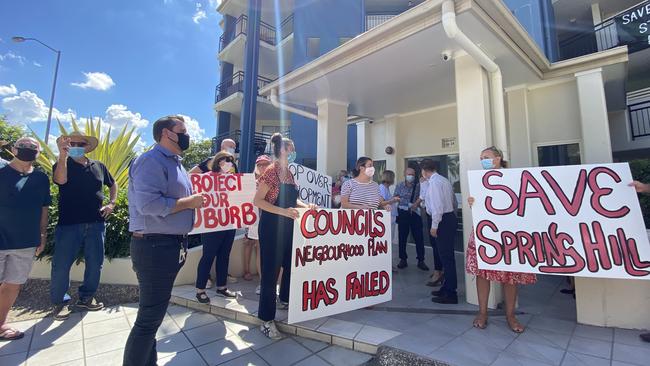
left=466, top=146, right=536, bottom=333
left=124, top=115, right=204, bottom=366
left=244, top=155, right=272, bottom=292
left=422, top=159, right=459, bottom=305
left=629, top=179, right=650, bottom=343
left=254, top=133, right=316, bottom=340
left=194, top=151, right=239, bottom=303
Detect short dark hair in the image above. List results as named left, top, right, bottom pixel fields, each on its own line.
left=352, top=157, right=373, bottom=177
left=153, top=115, right=185, bottom=143
left=382, top=170, right=395, bottom=185
left=420, top=159, right=438, bottom=173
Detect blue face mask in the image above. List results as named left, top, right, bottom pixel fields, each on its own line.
left=287, top=151, right=297, bottom=164
left=68, top=147, right=85, bottom=158
left=481, top=158, right=494, bottom=170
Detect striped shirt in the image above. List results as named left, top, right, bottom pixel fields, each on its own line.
left=341, top=178, right=382, bottom=209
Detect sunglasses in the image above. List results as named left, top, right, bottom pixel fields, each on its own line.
left=69, top=142, right=88, bottom=147
left=15, top=142, right=39, bottom=150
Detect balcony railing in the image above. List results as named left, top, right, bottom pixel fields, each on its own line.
left=630, top=101, right=650, bottom=140
left=365, top=14, right=397, bottom=31
left=214, top=71, right=275, bottom=103
left=212, top=129, right=292, bottom=156
left=219, top=14, right=294, bottom=52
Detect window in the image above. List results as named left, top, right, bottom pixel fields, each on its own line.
left=537, top=143, right=581, bottom=167
left=339, top=37, right=352, bottom=46
left=307, top=37, right=320, bottom=58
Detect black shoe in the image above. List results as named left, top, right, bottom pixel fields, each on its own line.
left=216, top=288, right=237, bottom=298
left=397, top=259, right=408, bottom=269
left=196, top=292, right=210, bottom=304
left=417, top=261, right=430, bottom=271
left=52, top=304, right=72, bottom=321
left=640, top=333, right=650, bottom=343
left=76, top=297, right=104, bottom=311
left=431, top=289, right=444, bottom=297
left=560, top=288, right=575, bottom=295
left=432, top=295, right=458, bottom=304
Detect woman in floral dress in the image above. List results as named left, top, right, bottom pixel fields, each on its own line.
left=466, top=146, right=537, bottom=333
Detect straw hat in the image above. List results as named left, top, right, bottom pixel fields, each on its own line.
left=56, top=131, right=99, bottom=153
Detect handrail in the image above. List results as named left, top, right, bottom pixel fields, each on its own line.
left=629, top=100, right=650, bottom=140
left=215, top=72, right=277, bottom=103
left=219, top=13, right=295, bottom=52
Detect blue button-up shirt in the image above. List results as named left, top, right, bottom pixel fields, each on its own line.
left=128, top=144, right=193, bottom=234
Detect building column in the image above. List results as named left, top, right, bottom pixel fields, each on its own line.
left=505, top=87, right=533, bottom=168
left=455, top=54, right=502, bottom=309
left=317, top=99, right=349, bottom=176
left=356, top=120, right=370, bottom=159
left=385, top=114, right=400, bottom=174
left=574, top=68, right=650, bottom=328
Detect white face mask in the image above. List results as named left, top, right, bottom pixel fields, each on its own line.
left=364, top=167, right=375, bottom=178
left=225, top=147, right=235, bottom=155
left=406, top=175, right=415, bottom=183
left=220, top=162, right=233, bottom=172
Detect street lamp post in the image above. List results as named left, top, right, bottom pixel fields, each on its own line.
left=12, top=36, right=61, bottom=145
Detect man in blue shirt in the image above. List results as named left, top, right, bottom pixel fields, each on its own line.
left=0, top=137, right=51, bottom=341
left=123, top=115, right=203, bottom=366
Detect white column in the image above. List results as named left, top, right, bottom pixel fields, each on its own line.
left=505, top=87, right=533, bottom=168
left=385, top=114, right=399, bottom=173
left=317, top=99, right=349, bottom=177
left=356, top=120, right=370, bottom=159
left=455, top=55, right=501, bottom=308
left=574, top=68, right=650, bottom=328
left=591, top=3, right=602, bottom=25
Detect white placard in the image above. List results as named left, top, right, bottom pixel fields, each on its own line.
left=289, top=164, right=332, bottom=208
left=189, top=173, right=257, bottom=235
left=288, top=208, right=393, bottom=324
left=468, top=163, right=650, bottom=279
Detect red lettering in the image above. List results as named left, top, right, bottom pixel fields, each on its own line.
left=580, top=222, right=612, bottom=272
left=483, top=171, right=518, bottom=215
left=475, top=220, right=503, bottom=265
left=518, top=170, right=556, bottom=216
left=588, top=167, right=630, bottom=219
left=541, top=169, right=587, bottom=216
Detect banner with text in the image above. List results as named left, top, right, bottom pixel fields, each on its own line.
left=289, top=164, right=332, bottom=208
left=190, top=173, right=257, bottom=235
left=288, top=209, right=392, bottom=324
left=468, top=163, right=650, bottom=280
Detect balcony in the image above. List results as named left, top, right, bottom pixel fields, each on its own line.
left=215, top=71, right=275, bottom=104
left=211, top=129, right=291, bottom=156
left=365, top=14, right=398, bottom=31
left=630, top=101, right=650, bottom=140
left=219, top=14, right=294, bottom=53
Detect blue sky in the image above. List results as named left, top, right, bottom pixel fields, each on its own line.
left=0, top=0, right=223, bottom=148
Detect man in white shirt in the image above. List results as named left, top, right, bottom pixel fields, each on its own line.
left=421, top=159, right=459, bottom=304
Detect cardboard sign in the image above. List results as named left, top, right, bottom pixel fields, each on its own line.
left=468, top=163, right=650, bottom=279
left=289, top=164, right=332, bottom=208
left=288, top=208, right=392, bottom=324
left=189, top=173, right=257, bottom=235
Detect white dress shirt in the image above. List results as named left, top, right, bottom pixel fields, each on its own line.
left=424, top=173, right=455, bottom=229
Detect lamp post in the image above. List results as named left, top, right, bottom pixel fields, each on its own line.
left=12, top=36, right=61, bottom=145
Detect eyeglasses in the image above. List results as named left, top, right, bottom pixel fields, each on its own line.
left=69, top=142, right=88, bottom=147
left=15, top=141, right=39, bottom=150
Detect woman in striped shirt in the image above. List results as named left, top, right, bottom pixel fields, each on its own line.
left=341, top=157, right=395, bottom=210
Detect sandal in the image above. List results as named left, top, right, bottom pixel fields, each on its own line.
left=507, top=316, right=525, bottom=333
left=196, top=291, right=210, bottom=304
left=243, top=272, right=253, bottom=281
left=0, top=328, right=25, bottom=341
left=473, top=314, right=488, bottom=329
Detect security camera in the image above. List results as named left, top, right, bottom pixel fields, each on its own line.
left=441, top=51, right=452, bottom=62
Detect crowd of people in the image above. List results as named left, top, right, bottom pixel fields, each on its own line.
left=1, top=115, right=649, bottom=362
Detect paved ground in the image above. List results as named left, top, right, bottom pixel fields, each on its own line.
left=1, top=303, right=373, bottom=366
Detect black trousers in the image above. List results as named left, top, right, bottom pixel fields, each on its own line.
left=257, top=211, right=292, bottom=322
left=123, top=236, right=185, bottom=366
left=397, top=209, right=425, bottom=261
left=196, top=229, right=236, bottom=289
left=427, top=214, right=443, bottom=271
left=436, top=212, right=459, bottom=296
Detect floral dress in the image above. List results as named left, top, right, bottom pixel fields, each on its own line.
left=466, top=230, right=537, bottom=285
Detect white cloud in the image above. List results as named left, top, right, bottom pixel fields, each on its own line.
left=208, top=0, right=221, bottom=9
left=0, top=84, right=17, bottom=96
left=178, top=114, right=206, bottom=141
left=102, top=104, right=149, bottom=132
left=71, top=72, right=115, bottom=91
left=33, top=61, right=42, bottom=67
left=47, top=134, right=60, bottom=155
left=1, top=90, right=74, bottom=124
left=0, top=51, right=26, bottom=65
left=192, top=3, right=207, bottom=23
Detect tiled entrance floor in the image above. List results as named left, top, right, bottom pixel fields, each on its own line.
left=1, top=303, right=373, bottom=366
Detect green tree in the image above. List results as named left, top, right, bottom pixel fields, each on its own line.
left=182, top=139, right=213, bottom=170
left=0, top=116, right=26, bottom=160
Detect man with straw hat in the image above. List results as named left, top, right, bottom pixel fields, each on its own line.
left=50, top=131, right=118, bottom=320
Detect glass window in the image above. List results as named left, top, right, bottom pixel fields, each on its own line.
left=307, top=37, right=320, bottom=58
left=537, top=143, right=581, bottom=167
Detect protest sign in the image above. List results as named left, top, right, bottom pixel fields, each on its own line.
left=468, top=163, right=650, bottom=280
left=288, top=208, right=392, bottom=324
left=289, top=164, right=332, bottom=208
left=189, top=173, right=257, bottom=235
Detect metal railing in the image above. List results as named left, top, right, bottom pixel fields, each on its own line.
left=558, top=19, right=618, bottom=60
left=212, top=128, right=292, bottom=157
left=365, top=14, right=397, bottom=31
left=630, top=101, right=650, bottom=140
left=219, top=14, right=295, bottom=52
left=214, top=71, right=275, bottom=103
